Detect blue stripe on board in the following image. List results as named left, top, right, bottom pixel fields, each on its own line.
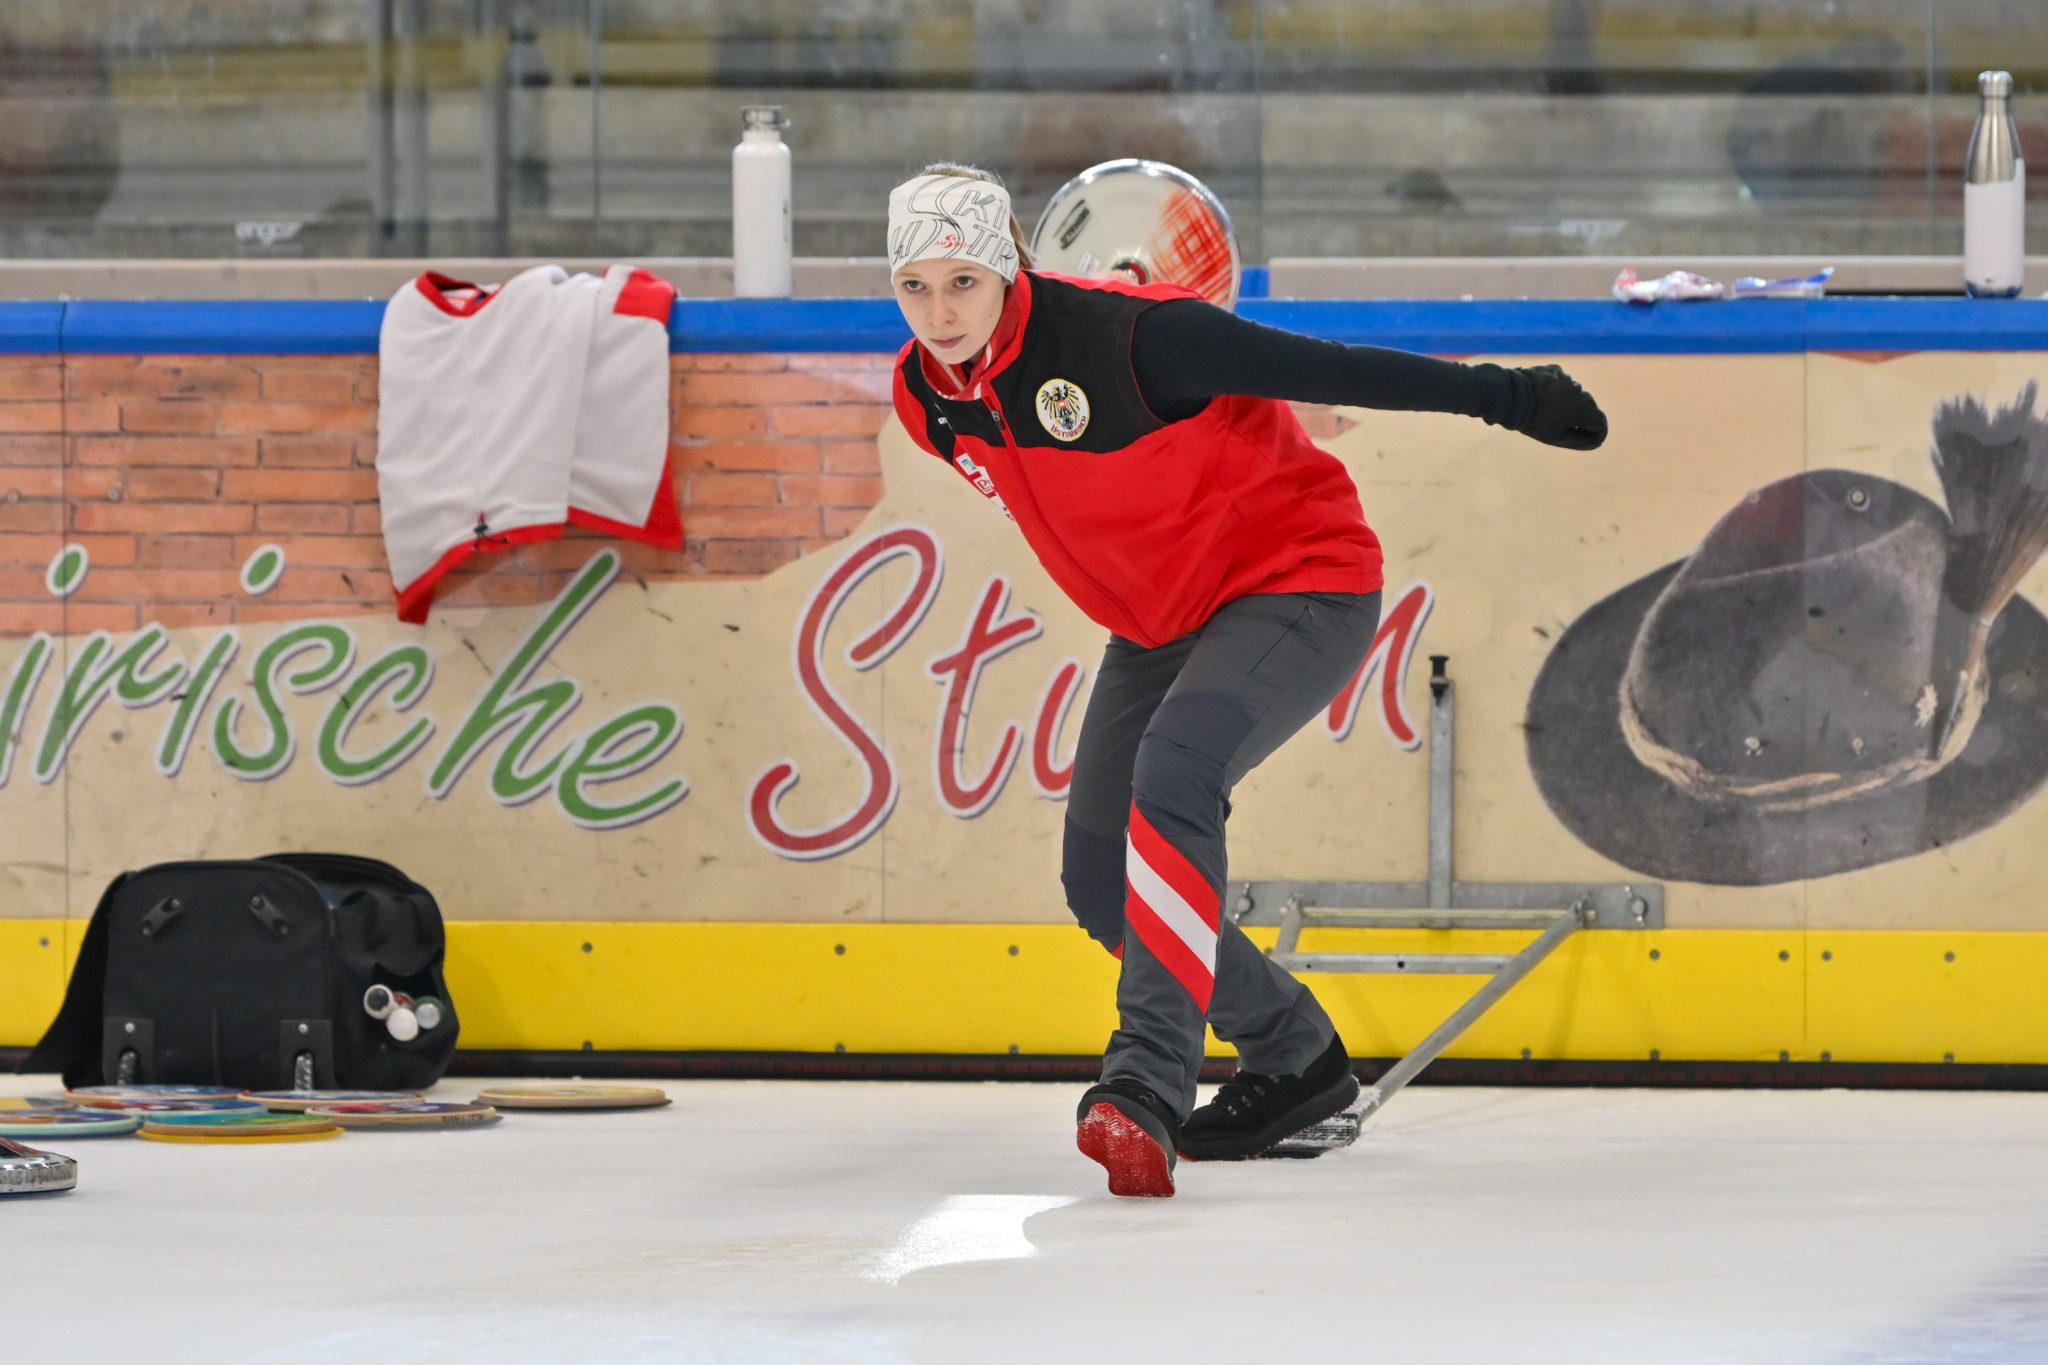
left=62, top=301, right=388, bottom=355
left=1805, top=297, right=2048, bottom=352
left=0, top=303, right=66, bottom=354
left=669, top=299, right=911, bottom=353
left=14, top=295, right=2048, bottom=357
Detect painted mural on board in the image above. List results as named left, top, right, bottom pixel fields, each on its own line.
left=3, top=543, right=687, bottom=832
left=10, top=353, right=2048, bottom=928
left=1525, top=382, right=2048, bottom=887
left=741, top=525, right=1429, bottom=861
left=0, top=437, right=1434, bottom=934
left=0, top=535, right=1432, bottom=842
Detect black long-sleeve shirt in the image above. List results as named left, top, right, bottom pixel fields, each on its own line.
left=1130, top=298, right=1532, bottom=431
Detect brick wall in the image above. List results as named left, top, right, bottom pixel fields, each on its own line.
left=0, top=351, right=1348, bottom=638
left=0, top=351, right=895, bottom=637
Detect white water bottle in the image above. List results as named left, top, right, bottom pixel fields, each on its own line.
left=1964, top=71, right=2025, bottom=298
left=732, top=105, right=793, bottom=298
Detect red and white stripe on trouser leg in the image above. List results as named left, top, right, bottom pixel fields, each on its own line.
left=1123, top=802, right=1219, bottom=1012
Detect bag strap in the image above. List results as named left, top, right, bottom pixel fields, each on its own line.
left=336, top=887, right=440, bottom=974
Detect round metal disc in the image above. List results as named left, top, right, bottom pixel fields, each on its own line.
left=0, top=1136, right=78, bottom=1195
left=1030, top=159, right=1242, bottom=309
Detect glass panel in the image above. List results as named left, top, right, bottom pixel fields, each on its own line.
left=588, top=1, right=1262, bottom=260
left=1934, top=0, right=2048, bottom=256
left=0, top=1, right=2041, bottom=261
left=1, top=1, right=379, bottom=257
left=1256, top=0, right=1954, bottom=258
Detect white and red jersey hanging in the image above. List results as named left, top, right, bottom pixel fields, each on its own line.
left=375, top=265, right=682, bottom=624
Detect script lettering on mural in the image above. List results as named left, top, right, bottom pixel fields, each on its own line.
left=2, top=530, right=1430, bottom=851
left=746, top=526, right=1433, bottom=859
left=2, top=543, right=684, bottom=831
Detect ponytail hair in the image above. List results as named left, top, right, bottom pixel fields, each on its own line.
left=918, top=161, right=1035, bottom=272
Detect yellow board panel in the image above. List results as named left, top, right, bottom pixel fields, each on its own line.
left=1278, top=927, right=1808, bottom=1063
left=466, top=923, right=1812, bottom=1061
left=444, top=921, right=1123, bottom=1055
left=1805, top=933, right=2048, bottom=1065
left=4, top=921, right=2045, bottom=1066
left=0, top=921, right=67, bottom=1046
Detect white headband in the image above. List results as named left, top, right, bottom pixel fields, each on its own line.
left=887, top=175, right=1020, bottom=283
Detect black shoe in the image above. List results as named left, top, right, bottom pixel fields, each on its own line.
left=1177, top=1035, right=1360, bottom=1161
left=1075, top=1080, right=1180, bottom=1198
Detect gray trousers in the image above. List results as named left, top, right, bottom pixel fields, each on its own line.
left=1061, top=589, right=1384, bottom=1119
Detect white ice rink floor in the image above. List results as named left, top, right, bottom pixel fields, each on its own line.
left=8, top=1074, right=2048, bottom=1364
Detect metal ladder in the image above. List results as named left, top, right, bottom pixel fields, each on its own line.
left=1224, top=656, right=1663, bottom=1153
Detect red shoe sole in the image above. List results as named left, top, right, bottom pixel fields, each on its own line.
left=1076, top=1102, right=1176, bottom=1198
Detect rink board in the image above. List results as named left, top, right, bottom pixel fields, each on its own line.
left=6, top=918, right=2046, bottom=1066
left=4, top=299, right=2048, bottom=1066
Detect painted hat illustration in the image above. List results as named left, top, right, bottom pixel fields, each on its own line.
left=1525, top=383, right=2048, bottom=886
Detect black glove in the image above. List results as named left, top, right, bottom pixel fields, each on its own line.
left=1510, top=363, right=1607, bottom=451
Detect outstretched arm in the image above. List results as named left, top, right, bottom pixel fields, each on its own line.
left=1130, top=298, right=1607, bottom=450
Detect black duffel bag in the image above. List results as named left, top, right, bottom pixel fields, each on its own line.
left=21, top=852, right=458, bottom=1091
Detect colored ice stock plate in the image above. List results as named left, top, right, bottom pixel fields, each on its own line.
left=72, top=1097, right=268, bottom=1116
left=141, top=1125, right=343, bottom=1145
left=0, top=1111, right=144, bottom=1138
left=246, top=1090, right=424, bottom=1112
left=0, top=1136, right=78, bottom=1196
left=66, top=1085, right=246, bottom=1102
left=305, top=1101, right=502, bottom=1130
left=475, top=1084, right=671, bottom=1111
left=142, top=1107, right=336, bottom=1127
left=140, top=1114, right=343, bottom=1142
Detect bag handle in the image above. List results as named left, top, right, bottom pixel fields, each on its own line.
left=246, top=893, right=294, bottom=938
left=139, top=897, right=184, bottom=939
left=139, top=893, right=296, bottom=940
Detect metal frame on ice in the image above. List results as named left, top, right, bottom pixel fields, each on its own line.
left=1226, top=655, right=1664, bottom=1154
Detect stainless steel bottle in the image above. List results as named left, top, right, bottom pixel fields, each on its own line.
left=1964, top=71, right=2026, bottom=298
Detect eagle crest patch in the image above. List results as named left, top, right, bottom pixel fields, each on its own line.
left=1035, top=378, right=1090, bottom=442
